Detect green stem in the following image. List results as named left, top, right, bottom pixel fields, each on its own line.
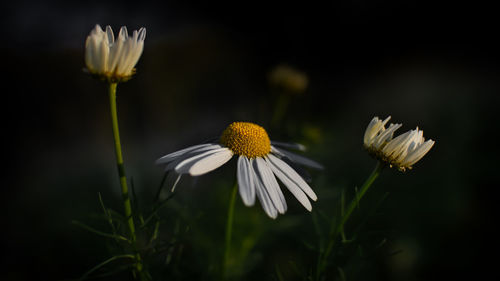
left=222, top=181, right=238, bottom=279
left=109, top=83, right=136, bottom=241
left=317, top=161, right=384, bottom=280
left=108, top=83, right=144, bottom=279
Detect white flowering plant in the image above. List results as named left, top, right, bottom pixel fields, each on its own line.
left=75, top=23, right=436, bottom=281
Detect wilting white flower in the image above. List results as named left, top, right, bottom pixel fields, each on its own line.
left=364, top=116, right=435, bottom=171
left=85, top=24, right=146, bottom=82
left=156, top=122, right=323, bottom=219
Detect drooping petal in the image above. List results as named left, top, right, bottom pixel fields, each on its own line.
left=266, top=155, right=312, bottom=211
left=164, top=172, right=183, bottom=192
left=253, top=158, right=287, bottom=214
left=156, top=144, right=220, bottom=165
left=188, top=148, right=233, bottom=176
left=271, top=141, right=307, bottom=152
left=253, top=167, right=278, bottom=219
left=272, top=146, right=324, bottom=170
left=162, top=145, right=224, bottom=173
left=267, top=154, right=317, bottom=201
left=175, top=147, right=229, bottom=174
left=237, top=156, right=256, bottom=206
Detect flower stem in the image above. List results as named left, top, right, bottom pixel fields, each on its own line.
left=109, top=83, right=136, bottom=241
left=317, top=161, right=383, bottom=280
left=222, top=181, right=238, bottom=279
left=108, top=82, right=144, bottom=279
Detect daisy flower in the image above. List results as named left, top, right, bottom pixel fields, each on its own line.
left=364, top=116, right=435, bottom=171
left=156, top=122, right=323, bottom=219
left=85, top=24, right=146, bottom=82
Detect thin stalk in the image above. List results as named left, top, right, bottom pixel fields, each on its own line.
left=317, top=161, right=383, bottom=280
left=79, top=254, right=135, bottom=280
left=222, top=181, right=238, bottom=279
left=109, top=82, right=136, bottom=241
left=108, top=83, right=144, bottom=279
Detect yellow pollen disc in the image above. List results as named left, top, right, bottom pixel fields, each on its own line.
left=220, top=122, right=271, bottom=158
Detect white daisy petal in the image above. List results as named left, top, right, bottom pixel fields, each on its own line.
left=156, top=121, right=322, bottom=217
left=271, top=141, right=307, bottom=151
left=267, top=154, right=317, bottom=201
left=105, top=25, right=114, bottom=44
left=253, top=158, right=287, bottom=214
left=98, top=37, right=109, bottom=72
left=163, top=144, right=224, bottom=172
left=364, top=116, right=435, bottom=170
left=171, top=174, right=182, bottom=192
left=253, top=167, right=278, bottom=219
left=156, top=144, right=220, bottom=165
left=237, top=156, right=256, bottom=206
left=175, top=147, right=229, bottom=175
left=164, top=150, right=200, bottom=172
left=138, top=27, right=147, bottom=41
left=108, top=36, right=124, bottom=73
left=119, top=26, right=128, bottom=39
left=401, top=139, right=435, bottom=167
left=266, top=156, right=312, bottom=211
left=382, top=130, right=412, bottom=156
left=364, top=116, right=384, bottom=145
left=392, top=130, right=419, bottom=160
left=272, top=146, right=324, bottom=170
left=188, top=148, right=233, bottom=176
left=84, top=24, right=146, bottom=80
left=372, top=123, right=402, bottom=149
left=164, top=172, right=183, bottom=192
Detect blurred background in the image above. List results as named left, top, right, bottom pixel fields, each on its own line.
left=3, top=0, right=499, bottom=280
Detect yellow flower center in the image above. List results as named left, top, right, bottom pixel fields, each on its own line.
left=220, top=122, right=271, bottom=158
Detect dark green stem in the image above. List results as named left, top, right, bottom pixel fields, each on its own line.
left=222, top=181, right=238, bottom=279
left=317, top=161, right=383, bottom=280
left=108, top=83, right=145, bottom=279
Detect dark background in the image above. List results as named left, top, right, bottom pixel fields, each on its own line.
left=3, top=1, right=499, bottom=280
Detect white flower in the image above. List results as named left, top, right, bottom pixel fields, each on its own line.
left=156, top=122, right=323, bottom=219
left=364, top=116, right=435, bottom=171
left=85, top=24, right=146, bottom=82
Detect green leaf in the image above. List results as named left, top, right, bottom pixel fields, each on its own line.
left=148, top=220, right=160, bottom=246
left=97, top=193, right=119, bottom=241
left=72, top=220, right=129, bottom=242
left=78, top=254, right=135, bottom=280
